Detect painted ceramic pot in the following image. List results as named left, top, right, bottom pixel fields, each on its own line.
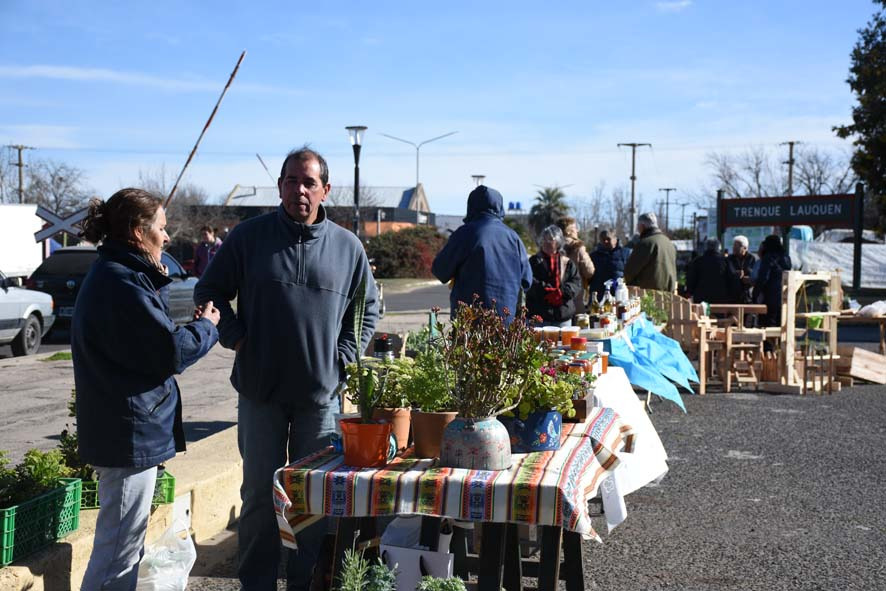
left=499, top=410, right=562, bottom=453
left=439, top=416, right=512, bottom=470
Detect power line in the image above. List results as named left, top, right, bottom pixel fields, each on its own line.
left=658, top=187, right=677, bottom=232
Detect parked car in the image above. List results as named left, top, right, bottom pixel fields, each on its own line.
left=27, top=247, right=198, bottom=326
left=0, top=270, right=55, bottom=356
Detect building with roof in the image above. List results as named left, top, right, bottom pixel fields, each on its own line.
left=223, top=183, right=434, bottom=237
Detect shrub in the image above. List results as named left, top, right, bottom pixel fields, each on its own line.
left=0, top=449, right=72, bottom=509
left=366, top=226, right=447, bottom=278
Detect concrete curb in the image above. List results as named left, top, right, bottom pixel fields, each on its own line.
left=0, top=426, right=242, bottom=590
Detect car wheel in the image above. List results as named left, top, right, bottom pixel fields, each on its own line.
left=11, top=314, right=41, bottom=357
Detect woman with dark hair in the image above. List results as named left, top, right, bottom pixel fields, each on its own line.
left=753, top=234, right=792, bottom=327
left=74, top=188, right=220, bottom=590
left=526, top=225, right=581, bottom=326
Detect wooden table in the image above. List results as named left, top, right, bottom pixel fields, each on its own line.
left=274, top=410, right=634, bottom=590
left=706, top=303, right=768, bottom=328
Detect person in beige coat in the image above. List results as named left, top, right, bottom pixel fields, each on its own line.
left=556, top=217, right=595, bottom=315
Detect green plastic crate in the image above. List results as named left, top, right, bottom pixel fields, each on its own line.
left=80, top=470, right=175, bottom=510
left=0, top=478, right=82, bottom=566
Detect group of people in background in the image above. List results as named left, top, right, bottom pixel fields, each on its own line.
left=686, top=233, right=792, bottom=327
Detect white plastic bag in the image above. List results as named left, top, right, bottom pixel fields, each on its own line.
left=136, top=523, right=197, bottom=591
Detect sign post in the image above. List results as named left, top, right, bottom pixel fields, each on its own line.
left=853, top=183, right=865, bottom=294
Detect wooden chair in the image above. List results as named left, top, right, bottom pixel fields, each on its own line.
left=723, top=327, right=765, bottom=393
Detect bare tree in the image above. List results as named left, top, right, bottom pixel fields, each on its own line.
left=325, top=186, right=381, bottom=208
left=0, top=148, right=18, bottom=203
left=24, top=159, right=92, bottom=215
left=794, top=146, right=855, bottom=195
left=704, top=147, right=782, bottom=198
left=137, top=166, right=211, bottom=244
left=570, top=181, right=607, bottom=243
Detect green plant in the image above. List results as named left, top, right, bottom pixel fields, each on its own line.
left=40, top=351, right=72, bottom=362
left=513, top=367, right=577, bottom=420
left=442, top=297, right=544, bottom=418
left=347, top=357, right=413, bottom=411
left=640, top=292, right=668, bottom=325
left=57, top=390, right=94, bottom=481
left=416, top=576, right=467, bottom=591
left=336, top=542, right=396, bottom=591
left=0, top=449, right=72, bottom=509
left=402, top=349, right=455, bottom=412
left=337, top=546, right=370, bottom=591
left=365, top=559, right=396, bottom=591
left=365, top=226, right=448, bottom=278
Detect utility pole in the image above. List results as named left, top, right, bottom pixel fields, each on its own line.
left=617, top=142, right=651, bottom=233
left=658, top=187, right=676, bottom=232
left=780, top=140, right=801, bottom=248
left=6, top=144, right=35, bottom=203
left=677, top=201, right=690, bottom=231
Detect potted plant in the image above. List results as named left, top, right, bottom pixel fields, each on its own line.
left=0, top=449, right=82, bottom=566
left=499, top=367, right=576, bottom=453
left=416, top=576, right=467, bottom=591
left=340, top=278, right=395, bottom=468
left=399, top=310, right=458, bottom=458
left=438, top=298, right=544, bottom=470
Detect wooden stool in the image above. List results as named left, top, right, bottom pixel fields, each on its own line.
left=724, top=327, right=765, bottom=393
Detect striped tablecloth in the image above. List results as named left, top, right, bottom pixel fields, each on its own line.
left=274, top=407, right=634, bottom=548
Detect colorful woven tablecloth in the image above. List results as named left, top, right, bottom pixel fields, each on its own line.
left=274, top=407, right=634, bottom=548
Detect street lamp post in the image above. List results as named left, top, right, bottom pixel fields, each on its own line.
left=380, top=131, right=458, bottom=188
left=346, top=125, right=367, bottom=239
left=471, top=174, right=486, bottom=187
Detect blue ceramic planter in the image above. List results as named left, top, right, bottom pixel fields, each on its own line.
left=439, top=416, right=512, bottom=470
left=499, top=410, right=562, bottom=453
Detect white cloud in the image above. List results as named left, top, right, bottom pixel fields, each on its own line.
left=0, top=124, right=82, bottom=149
left=0, top=65, right=303, bottom=95
left=656, top=1, right=692, bottom=13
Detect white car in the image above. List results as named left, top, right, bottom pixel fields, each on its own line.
left=0, top=270, right=55, bottom=356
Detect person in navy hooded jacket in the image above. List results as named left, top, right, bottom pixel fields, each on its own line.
left=73, top=188, right=219, bottom=591
left=432, top=185, right=532, bottom=318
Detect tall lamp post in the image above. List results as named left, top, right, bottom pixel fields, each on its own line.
left=380, top=131, right=458, bottom=188
left=346, top=125, right=367, bottom=239
left=471, top=174, right=486, bottom=187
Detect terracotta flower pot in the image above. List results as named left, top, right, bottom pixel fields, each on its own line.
left=439, top=416, right=512, bottom=470
left=372, top=407, right=411, bottom=453
left=339, top=418, right=393, bottom=468
left=410, top=410, right=457, bottom=458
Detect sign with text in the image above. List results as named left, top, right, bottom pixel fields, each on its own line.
left=720, top=194, right=855, bottom=228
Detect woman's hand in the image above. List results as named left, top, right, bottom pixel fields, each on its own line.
left=194, top=301, right=221, bottom=326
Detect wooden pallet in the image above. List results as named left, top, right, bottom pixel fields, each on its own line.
left=835, top=346, right=886, bottom=384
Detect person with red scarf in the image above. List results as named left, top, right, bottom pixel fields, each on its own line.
left=526, top=225, right=581, bottom=326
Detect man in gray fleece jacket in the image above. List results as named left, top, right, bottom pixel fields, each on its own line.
left=194, top=146, right=378, bottom=591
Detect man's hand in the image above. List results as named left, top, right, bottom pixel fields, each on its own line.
left=194, top=301, right=221, bottom=326
left=234, top=339, right=245, bottom=352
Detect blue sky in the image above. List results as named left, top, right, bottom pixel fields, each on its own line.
left=0, top=1, right=876, bottom=215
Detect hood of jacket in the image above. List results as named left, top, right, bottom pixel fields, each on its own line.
left=464, top=185, right=505, bottom=222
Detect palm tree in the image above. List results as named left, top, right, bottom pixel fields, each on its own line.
left=528, top=186, right=570, bottom=236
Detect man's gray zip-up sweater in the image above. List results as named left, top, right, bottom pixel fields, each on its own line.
left=194, top=205, right=378, bottom=408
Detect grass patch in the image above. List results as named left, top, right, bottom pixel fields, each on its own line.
left=41, top=351, right=72, bottom=362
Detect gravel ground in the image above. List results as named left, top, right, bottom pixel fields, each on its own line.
left=188, top=384, right=886, bottom=590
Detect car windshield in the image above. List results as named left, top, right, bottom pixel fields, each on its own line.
left=34, top=251, right=98, bottom=275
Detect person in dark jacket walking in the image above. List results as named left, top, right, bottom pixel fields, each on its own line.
left=754, top=234, right=792, bottom=327
left=73, top=189, right=219, bottom=590
left=624, top=212, right=677, bottom=292
left=588, top=228, right=630, bottom=300
left=432, top=185, right=532, bottom=318
left=194, top=147, right=377, bottom=591
left=526, top=225, right=582, bottom=326
left=686, top=239, right=737, bottom=304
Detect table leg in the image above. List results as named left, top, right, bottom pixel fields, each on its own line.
left=477, top=522, right=506, bottom=591
left=537, top=525, right=562, bottom=591
left=562, top=530, right=585, bottom=591
left=880, top=320, right=885, bottom=355
left=502, top=523, right=523, bottom=591
left=450, top=526, right=470, bottom=579
left=419, top=516, right=442, bottom=551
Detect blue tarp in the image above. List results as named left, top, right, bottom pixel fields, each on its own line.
left=604, top=314, right=697, bottom=412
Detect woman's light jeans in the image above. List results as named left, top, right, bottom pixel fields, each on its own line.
left=81, top=465, right=158, bottom=591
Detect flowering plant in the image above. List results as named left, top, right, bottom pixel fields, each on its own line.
left=442, top=296, right=546, bottom=418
